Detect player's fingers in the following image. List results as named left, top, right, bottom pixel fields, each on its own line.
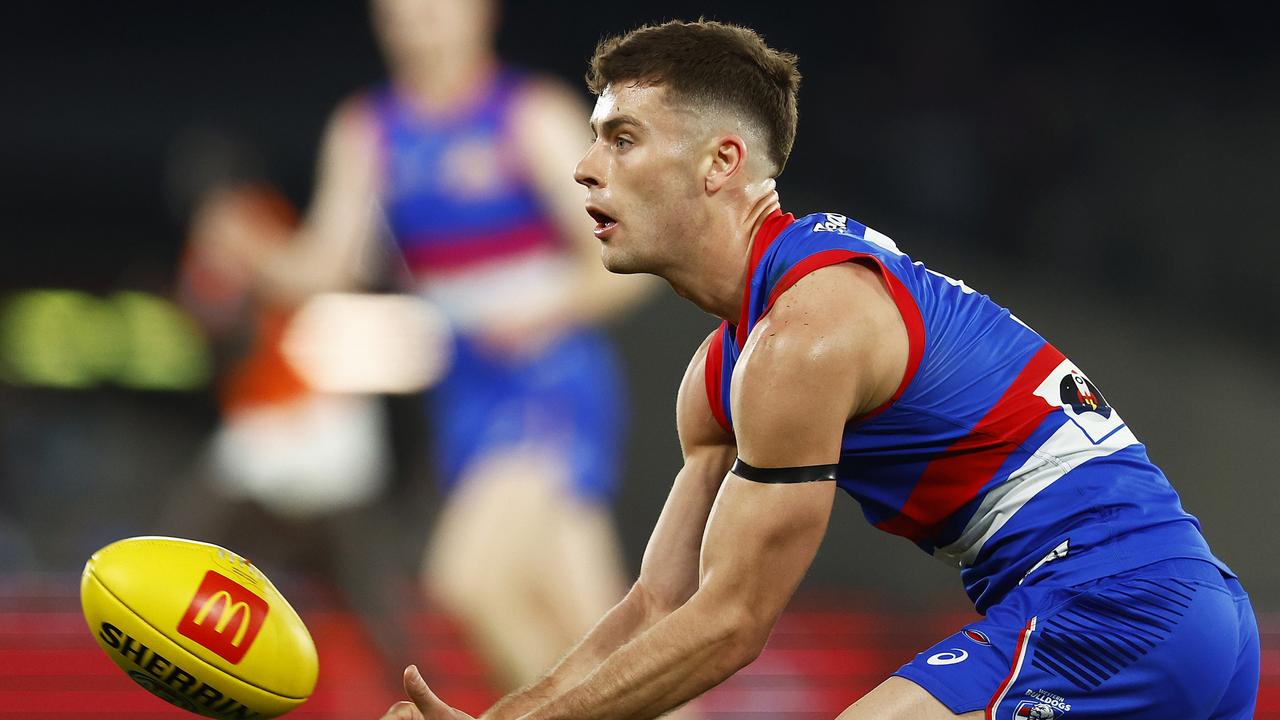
left=381, top=700, right=425, bottom=720
left=403, top=665, right=465, bottom=719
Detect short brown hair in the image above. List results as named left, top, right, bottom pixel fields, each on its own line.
left=587, top=19, right=801, bottom=174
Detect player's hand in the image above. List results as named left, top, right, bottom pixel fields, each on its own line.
left=381, top=665, right=476, bottom=720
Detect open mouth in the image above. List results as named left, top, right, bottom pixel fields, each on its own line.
left=587, top=207, right=618, bottom=238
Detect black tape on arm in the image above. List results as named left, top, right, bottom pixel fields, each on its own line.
left=730, top=458, right=838, bottom=484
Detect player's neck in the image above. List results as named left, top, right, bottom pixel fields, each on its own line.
left=667, top=184, right=781, bottom=322
left=665, top=254, right=742, bottom=323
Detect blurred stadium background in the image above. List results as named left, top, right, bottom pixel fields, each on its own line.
left=1, top=1, right=1277, bottom=717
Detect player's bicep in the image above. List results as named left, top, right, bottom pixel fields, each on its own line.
left=731, top=262, right=902, bottom=468
left=692, top=288, right=871, bottom=644
left=731, top=299, right=854, bottom=468
left=693, top=265, right=904, bottom=638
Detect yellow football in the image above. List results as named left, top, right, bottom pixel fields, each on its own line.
left=80, top=536, right=319, bottom=719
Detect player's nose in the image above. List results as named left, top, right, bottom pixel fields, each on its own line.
left=574, top=144, right=604, bottom=188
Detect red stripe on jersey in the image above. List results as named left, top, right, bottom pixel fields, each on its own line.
left=875, top=342, right=1065, bottom=542
left=401, top=221, right=559, bottom=275
left=704, top=324, right=733, bottom=435
left=986, top=617, right=1037, bottom=719
left=762, top=250, right=926, bottom=423
left=736, top=210, right=795, bottom=347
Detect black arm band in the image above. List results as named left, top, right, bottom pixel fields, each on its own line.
left=730, top=458, right=838, bottom=484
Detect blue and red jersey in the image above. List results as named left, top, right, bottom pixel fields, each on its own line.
left=366, top=69, right=625, bottom=502
left=371, top=69, right=562, bottom=279
left=706, top=210, right=1227, bottom=612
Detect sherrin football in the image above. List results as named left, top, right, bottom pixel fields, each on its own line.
left=80, top=536, right=319, bottom=718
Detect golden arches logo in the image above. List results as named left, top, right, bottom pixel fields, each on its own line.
left=177, top=570, right=269, bottom=664
left=192, top=591, right=252, bottom=647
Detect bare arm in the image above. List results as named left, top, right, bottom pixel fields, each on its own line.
left=231, top=97, right=382, bottom=301
left=386, top=264, right=908, bottom=720
left=479, top=332, right=734, bottom=720
left=512, top=263, right=907, bottom=720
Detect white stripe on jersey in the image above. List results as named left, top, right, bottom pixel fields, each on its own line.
left=414, top=250, right=573, bottom=331
left=933, top=404, right=1139, bottom=569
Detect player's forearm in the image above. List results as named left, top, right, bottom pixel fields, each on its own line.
left=519, top=588, right=761, bottom=720
left=483, top=585, right=661, bottom=720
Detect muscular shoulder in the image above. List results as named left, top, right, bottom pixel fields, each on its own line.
left=731, top=262, right=907, bottom=463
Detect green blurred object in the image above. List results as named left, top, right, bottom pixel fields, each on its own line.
left=0, top=289, right=210, bottom=390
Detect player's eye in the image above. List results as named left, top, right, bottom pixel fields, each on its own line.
left=614, top=136, right=633, bottom=151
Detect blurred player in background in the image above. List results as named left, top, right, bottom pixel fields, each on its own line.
left=165, top=131, right=411, bottom=711
left=217, top=0, right=653, bottom=691
left=167, top=126, right=401, bottom=581
left=386, top=19, right=1258, bottom=720
left=172, top=132, right=392, bottom=524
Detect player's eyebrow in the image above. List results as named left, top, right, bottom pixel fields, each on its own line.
left=591, top=114, right=644, bottom=139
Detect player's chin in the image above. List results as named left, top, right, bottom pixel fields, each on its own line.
left=599, top=247, right=643, bottom=275
left=599, top=243, right=629, bottom=271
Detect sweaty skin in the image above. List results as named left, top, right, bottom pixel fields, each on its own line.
left=381, top=81, right=976, bottom=720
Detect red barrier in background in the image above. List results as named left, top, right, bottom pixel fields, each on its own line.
left=1, top=574, right=1274, bottom=718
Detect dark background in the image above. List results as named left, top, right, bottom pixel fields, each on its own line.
left=2, top=0, right=1278, bottom=615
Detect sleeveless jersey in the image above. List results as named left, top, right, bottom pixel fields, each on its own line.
left=706, top=210, right=1226, bottom=612
left=368, top=69, right=625, bottom=503
left=371, top=69, right=570, bottom=330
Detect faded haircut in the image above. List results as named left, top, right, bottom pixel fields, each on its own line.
left=587, top=19, right=801, bottom=174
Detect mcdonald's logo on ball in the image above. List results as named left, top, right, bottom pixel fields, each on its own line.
left=177, top=570, right=269, bottom=664
left=81, top=537, right=318, bottom=716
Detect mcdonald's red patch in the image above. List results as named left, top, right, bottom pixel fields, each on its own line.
left=176, top=570, right=269, bottom=664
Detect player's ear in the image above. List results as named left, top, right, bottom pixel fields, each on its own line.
left=704, top=135, right=746, bottom=193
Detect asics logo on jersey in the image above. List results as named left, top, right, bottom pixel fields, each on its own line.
left=926, top=648, right=969, bottom=665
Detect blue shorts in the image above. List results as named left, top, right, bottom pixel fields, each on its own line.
left=895, top=559, right=1259, bottom=719
left=428, top=328, right=625, bottom=504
